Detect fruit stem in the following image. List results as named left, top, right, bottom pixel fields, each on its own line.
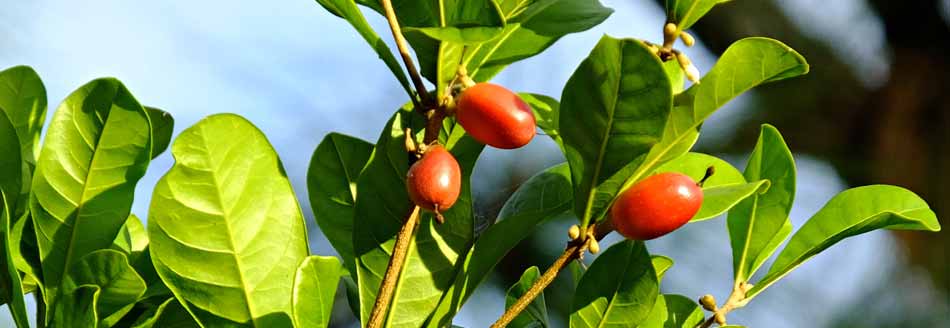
left=380, top=0, right=431, bottom=107
left=367, top=206, right=421, bottom=328
left=698, top=166, right=715, bottom=187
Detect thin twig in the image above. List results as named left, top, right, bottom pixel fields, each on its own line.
left=380, top=0, right=430, bottom=106
left=696, top=282, right=751, bottom=328
left=368, top=206, right=421, bottom=328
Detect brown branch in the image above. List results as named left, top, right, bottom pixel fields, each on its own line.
left=379, top=0, right=430, bottom=106
left=368, top=206, right=421, bottom=328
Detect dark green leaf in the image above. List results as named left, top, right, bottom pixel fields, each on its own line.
left=64, top=249, right=147, bottom=327
left=428, top=163, right=572, bottom=327
left=353, top=105, right=484, bottom=327
left=292, top=256, right=343, bottom=328
left=51, top=285, right=99, bottom=327
left=315, top=0, right=415, bottom=98
left=148, top=114, right=308, bottom=327
left=728, top=125, right=795, bottom=282
left=665, top=0, right=731, bottom=31
left=638, top=294, right=704, bottom=328
left=652, top=152, right=769, bottom=222
left=130, top=297, right=200, bottom=328
left=30, top=78, right=153, bottom=315
left=505, top=266, right=550, bottom=328
left=749, top=185, right=941, bottom=299
left=596, top=37, right=808, bottom=223
left=145, top=107, right=174, bottom=159
left=570, top=240, right=659, bottom=327
left=307, top=133, right=373, bottom=273
left=11, top=214, right=42, bottom=294
left=560, top=36, right=673, bottom=226
left=0, top=106, right=28, bottom=324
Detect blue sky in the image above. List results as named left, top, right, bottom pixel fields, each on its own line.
left=0, top=0, right=927, bottom=327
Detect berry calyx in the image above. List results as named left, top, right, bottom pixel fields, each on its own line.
left=609, top=172, right=704, bottom=240
left=406, top=145, right=461, bottom=222
left=456, top=83, right=536, bottom=149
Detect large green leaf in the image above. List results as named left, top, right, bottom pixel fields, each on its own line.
left=427, top=163, right=572, bottom=327
left=148, top=114, right=309, bottom=327
left=728, top=125, right=795, bottom=282
left=145, top=107, right=174, bottom=159
left=315, top=0, right=414, bottom=99
left=30, top=78, right=153, bottom=313
left=652, top=152, right=769, bottom=222
left=638, top=294, right=704, bottom=328
left=665, top=0, right=731, bottom=31
left=51, top=285, right=99, bottom=327
left=594, top=37, right=809, bottom=223
left=403, top=26, right=504, bottom=45
left=11, top=214, right=41, bottom=294
left=463, top=0, right=613, bottom=81
left=0, top=104, right=28, bottom=326
left=307, top=133, right=373, bottom=273
left=353, top=105, right=483, bottom=328
left=292, top=256, right=343, bottom=328
left=505, top=266, right=550, bottom=328
left=0, top=65, right=47, bottom=221
left=129, top=297, right=200, bottom=328
left=62, top=249, right=147, bottom=327
left=748, top=185, right=941, bottom=299
left=570, top=240, right=659, bottom=328
left=559, top=35, right=673, bottom=226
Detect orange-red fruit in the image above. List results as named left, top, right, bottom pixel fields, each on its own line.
left=406, top=145, right=462, bottom=212
left=610, top=172, right=703, bottom=240
left=456, top=83, right=536, bottom=149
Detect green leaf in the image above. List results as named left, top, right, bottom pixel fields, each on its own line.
left=148, top=114, right=309, bottom=327
left=315, top=0, right=415, bottom=99
left=11, top=214, right=42, bottom=294
left=404, top=26, right=504, bottom=45
left=652, top=152, right=769, bottom=222
left=638, top=294, right=704, bottom=328
left=307, top=133, right=373, bottom=273
left=749, top=185, right=941, bottom=299
left=665, top=0, right=731, bottom=31
left=0, top=100, right=28, bottom=325
left=520, top=93, right=562, bottom=149
left=570, top=240, right=659, bottom=328
left=63, top=249, right=147, bottom=327
left=292, top=256, right=343, bottom=328
left=505, top=266, right=550, bottom=328
left=463, top=0, right=613, bottom=81
left=559, top=35, right=673, bottom=226
left=353, top=105, right=484, bottom=328
left=112, top=214, right=148, bottom=258
left=651, top=255, right=673, bottom=282
left=728, top=125, right=796, bottom=282
left=597, top=37, right=809, bottom=223
left=427, top=163, right=572, bottom=327
left=30, top=78, right=153, bottom=312
left=51, top=285, right=99, bottom=327
left=130, top=297, right=200, bottom=328
left=145, top=107, right=174, bottom=159
left=0, top=65, right=47, bottom=167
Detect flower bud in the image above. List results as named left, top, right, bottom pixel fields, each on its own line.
left=680, top=32, right=696, bottom=47
left=588, top=239, right=600, bottom=254
left=568, top=225, right=581, bottom=240
left=699, top=294, right=717, bottom=311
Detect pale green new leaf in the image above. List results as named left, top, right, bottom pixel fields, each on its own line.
left=315, top=0, right=414, bottom=98
left=427, top=163, right=572, bottom=327
left=505, top=266, right=550, bottom=328
left=570, top=240, right=658, bottom=328
left=651, top=255, right=673, bottom=282
left=652, top=152, right=769, bottom=222
left=292, top=256, right=343, bottom=328
left=148, top=114, right=309, bottom=327
left=638, top=294, right=704, bottom=328
left=560, top=36, right=673, bottom=225
left=749, top=185, right=941, bottom=299
left=64, top=249, right=147, bottom=327
left=31, top=78, right=153, bottom=312
left=728, top=125, right=795, bottom=282
left=665, top=0, right=731, bottom=31
left=307, top=133, right=373, bottom=273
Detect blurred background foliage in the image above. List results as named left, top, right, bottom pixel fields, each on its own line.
left=1, top=0, right=947, bottom=327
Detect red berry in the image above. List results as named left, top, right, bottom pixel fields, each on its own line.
left=456, top=83, right=536, bottom=149
left=610, top=172, right=703, bottom=240
left=406, top=145, right=461, bottom=213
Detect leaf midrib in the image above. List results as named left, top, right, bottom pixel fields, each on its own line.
left=581, top=41, right=626, bottom=225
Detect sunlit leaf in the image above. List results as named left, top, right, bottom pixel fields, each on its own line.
left=570, top=240, right=658, bottom=327
left=292, top=256, right=343, bottom=328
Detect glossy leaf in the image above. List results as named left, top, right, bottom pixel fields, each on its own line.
left=427, top=163, right=572, bottom=327
left=315, top=0, right=414, bottom=98
left=505, top=266, right=550, bottom=328
left=353, top=105, right=484, bottom=327
left=560, top=36, right=673, bottom=225
left=652, top=152, right=769, bottom=222
left=130, top=297, right=200, bottom=328
left=597, top=37, right=809, bottom=223
left=0, top=65, right=47, bottom=167
left=651, top=255, right=673, bottom=282
left=292, top=256, right=343, bottom=328
left=639, top=294, right=704, bottom=328
left=145, top=107, right=174, bottom=159
left=307, top=133, right=373, bottom=273
left=749, top=185, right=941, bottom=299
left=463, top=0, right=613, bottom=81
left=520, top=93, right=562, bottom=149
left=728, top=125, right=795, bottom=282
left=570, top=240, right=658, bottom=328
left=665, top=0, right=731, bottom=31
left=30, top=78, right=153, bottom=311
left=63, top=249, right=147, bottom=327
left=148, top=114, right=309, bottom=327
